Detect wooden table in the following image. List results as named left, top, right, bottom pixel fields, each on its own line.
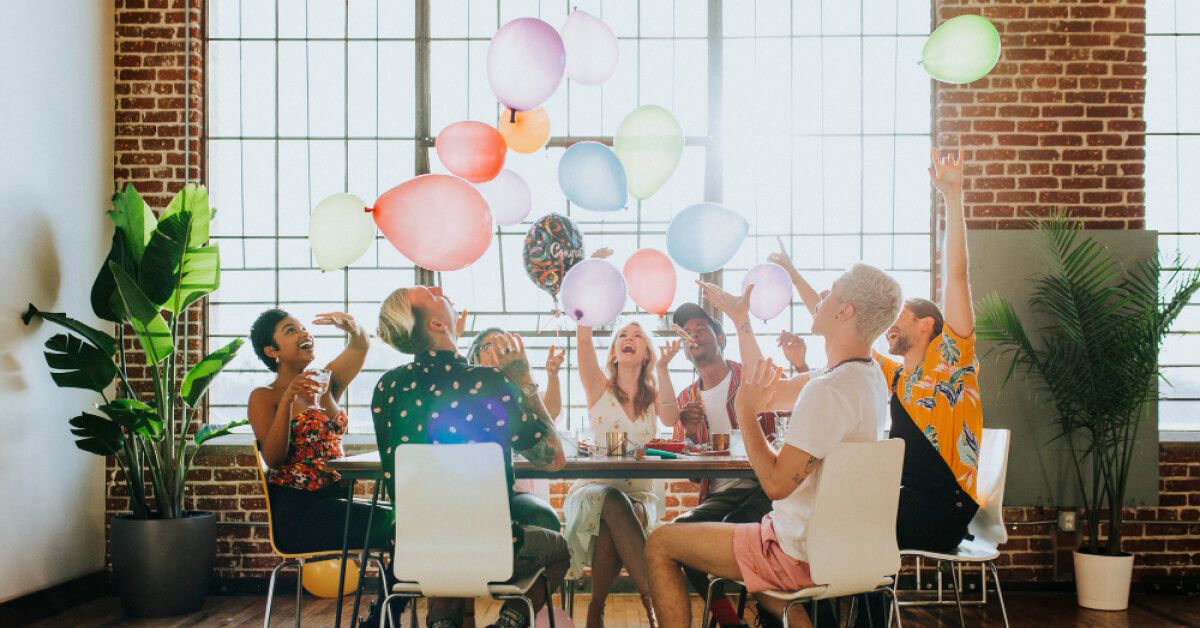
left=323, top=450, right=755, bottom=626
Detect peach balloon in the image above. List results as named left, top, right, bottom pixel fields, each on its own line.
left=435, top=121, right=507, bottom=183
left=623, top=248, right=676, bottom=316
left=372, top=174, right=493, bottom=271
left=498, top=107, right=551, bottom=154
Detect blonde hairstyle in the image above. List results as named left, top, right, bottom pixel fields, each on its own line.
left=837, top=263, right=903, bottom=343
left=605, top=321, right=658, bottom=419
left=377, top=287, right=428, bottom=354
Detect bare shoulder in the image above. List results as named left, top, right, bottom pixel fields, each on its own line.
left=248, top=385, right=282, bottom=409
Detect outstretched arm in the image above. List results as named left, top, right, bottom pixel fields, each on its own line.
left=495, top=333, right=566, bottom=471
left=654, top=339, right=683, bottom=429
left=575, top=324, right=608, bottom=407
left=734, top=357, right=821, bottom=499
left=932, top=148, right=973, bottom=337
left=769, top=238, right=821, bottom=316
left=315, top=312, right=369, bottom=399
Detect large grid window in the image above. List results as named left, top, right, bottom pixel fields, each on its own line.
left=1147, top=0, right=1200, bottom=432
left=205, top=0, right=932, bottom=432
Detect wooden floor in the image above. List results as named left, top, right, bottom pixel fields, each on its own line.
left=25, top=591, right=1200, bottom=627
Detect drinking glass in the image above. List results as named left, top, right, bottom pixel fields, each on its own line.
left=730, top=429, right=746, bottom=457
left=309, top=369, right=331, bottom=409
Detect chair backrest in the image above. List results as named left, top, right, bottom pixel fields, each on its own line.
left=805, top=439, right=905, bottom=598
left=251, top=440, right=287, bottom=557
left=392, top=443, right=514, bottom=596
left=967, top=428, right=1011, bottom=547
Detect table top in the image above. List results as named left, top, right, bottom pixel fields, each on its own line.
left=327, top=450, right=756, bottom=480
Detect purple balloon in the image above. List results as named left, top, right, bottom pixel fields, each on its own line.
left=742, top=263, right=793, bottom=321
left=560, top=259, right=627, bottom=327
left=488, top=18, right=566, bottom=113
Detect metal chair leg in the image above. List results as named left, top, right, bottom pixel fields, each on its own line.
left=882, top=586, right=903, bottom=628
left=295, top=557, right=305, bottom=628
left=542, top=575, right=557, bottom=628
left=410, top=594, right=419, bottom=628
left=736, top=586, right=748, bottom=621
left=939, top=560, right=965, bottom=628
left=264, top=559, right=294, bottom=628
left=987, top=561, right=1010, bottom=628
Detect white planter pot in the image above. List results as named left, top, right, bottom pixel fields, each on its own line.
left=1074, top=550, right=1134, bottom=611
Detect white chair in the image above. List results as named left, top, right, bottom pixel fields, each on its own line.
left=895, top=428, right=1011, bottom=628
left=381, top=443, right=555, bottom=628
left=704, top=439, right=906, bottom=628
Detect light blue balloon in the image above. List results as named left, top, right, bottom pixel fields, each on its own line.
left=558, top=141, right=627, bottom=212
left=666, top=203, right=749, bottom=273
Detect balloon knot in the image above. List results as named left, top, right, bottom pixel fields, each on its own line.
left=363, top=206, right=373, bottom=213
left=510, top=109, right=518, bottom=124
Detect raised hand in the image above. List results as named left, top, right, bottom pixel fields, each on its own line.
left=493, top=332, right=532, bottom=383
left=658, top=339, right=683, bottom=366
left=777, top=331, right=808, bottom=371
left=929, top=147, right=964, bottom=199
left=767, top=236, right=798, bottom=275
left=544, top=345, right=564, bottom=378
left=285, top=370, right=320, bottom=407
left=455, top=308, right=470, bottom=337
left=735, top=357, right=785, bottom=419
left=679, top=400, right=706, bottom=440
left=697, top=280, right=753, bottom=324
left=590, top=247, right=613, bottom=260
left=313, top=311, right=367, bottom=348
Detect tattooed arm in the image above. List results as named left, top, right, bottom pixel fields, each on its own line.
left=493, top=332, right=566, bottom=471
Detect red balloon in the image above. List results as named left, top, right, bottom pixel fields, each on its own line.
left=372, top=175, right=493, bottom=271
left=623, top=248, right=676, bottom=316
left=435, top=121, right=507, bottom=183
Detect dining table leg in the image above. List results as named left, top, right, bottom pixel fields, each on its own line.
left=348, top=478, right=383, bottom=628
left=333, top=478, right=357, bottom=628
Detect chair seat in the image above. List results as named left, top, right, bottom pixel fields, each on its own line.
left=391, top=568, right=546, bottom=596
left=716, top=576, right=894, bottom=602
left=902, top=539, right=1000, bottom=563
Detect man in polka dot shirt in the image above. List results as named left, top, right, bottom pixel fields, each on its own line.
left=373, top=285, right=568, bottom=628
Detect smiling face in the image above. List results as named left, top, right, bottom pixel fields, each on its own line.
left=609, top=322, right=651, bottom=366
left=885, top=305, right=934, bottom=355
left=475, top=330, right=504, bottom=367
left=680, top=317, right=724, bottom=365
left=267, top=316, right=315, bottom=369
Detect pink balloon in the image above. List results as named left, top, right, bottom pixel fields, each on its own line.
left=435, top=121, right=507, bottom=183
left=475, top=169, right=532, bottom=226
left=742, top=263, right=793, bottom=321
left=623, top=248, right=676, bottom=316
left=372, top=175, right=493, bottom=271
left=487, top=18, right=566, bottom=112
left=561, top=259, right=627, bottom=327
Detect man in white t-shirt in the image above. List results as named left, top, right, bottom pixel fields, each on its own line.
left=647, top=263, right=901, bottom=628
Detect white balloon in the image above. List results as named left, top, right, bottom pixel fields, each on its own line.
left=561, top=9, right=619, bottom=86
left=475, top=169, right=532, bottom=226
left=309, top=193, right=375, bottom=271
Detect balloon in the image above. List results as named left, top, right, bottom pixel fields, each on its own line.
left=372, top=175, right=493, bottom=271
left=666, top=203, right=749, bottom=273
left=498, top=107, right=551, bottom=154
left=435, top=121, right=506, bottom=183
left=561, top=259, right=627, bottom=327
left=614, top=105, right=683, bottom=200
left=623, top=248, right=676, bottom=316
left=561, top=9, right=619, bottom=86
left=301, top=558, right=358, bottom=598
left=488, top=18, right=565, bottom=112
left=536, top=606, right=576, bottom=628
left=741, top=263, right=793, bottom=321
left=558, top=141, right=627, bottom=212
left=921, top=15, right=1001, bottom=84
left=308, top=193, right=374, bottom=271
left=523, top=213, right=585, bottom=299
left=475, top=169, right=532, bottom=226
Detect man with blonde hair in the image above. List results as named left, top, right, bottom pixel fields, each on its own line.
left=647, top=263, right=901, bottom=628
left=372, top=285, right=568, bottom=628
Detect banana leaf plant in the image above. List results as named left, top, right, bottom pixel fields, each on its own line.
left=976, top=214, right=1200, bottom=555
left=22, top=184, right=246, bottom=519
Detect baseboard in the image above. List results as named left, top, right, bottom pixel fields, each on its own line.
left=0, top=571, right=107, bottom=627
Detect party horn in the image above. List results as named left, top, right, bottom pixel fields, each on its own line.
left=645, top=448, right=679, bottom=459
left=671, top=323, right=696, bottom=345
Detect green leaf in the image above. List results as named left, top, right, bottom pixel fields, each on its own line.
left=90, top=231, right=136, bottom=323
left=161, top=184, right=211, bottom=248
left=194, top=419, right=250, bottom=447
left=42, top=334, right=118, bottom=393
left=22, top=305, right=116, bottom=356
left=68, top=412, right=125, bottom=457
left=166, top=244, right=220, bottom=315
left=107, top=184, right=156, bottom=265
left=180, top=337, right=244, bottom=408
left=109, top=261, right=174, bottom=364
left=138, top=210, right=190, bottom=307
left=99, top=398, right=163, bottom=439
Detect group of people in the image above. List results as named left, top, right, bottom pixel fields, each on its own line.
left=246, top=149, right=985, bottom=628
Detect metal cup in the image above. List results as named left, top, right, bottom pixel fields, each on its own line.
left=710, top=433, right=730, bottom=452
left=605, top=431, right=628, bottom=457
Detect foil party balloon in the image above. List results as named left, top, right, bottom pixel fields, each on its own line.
left=523, top=213, right=586, bottom=300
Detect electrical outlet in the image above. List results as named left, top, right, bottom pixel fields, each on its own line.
left=1058, top=510, right=1077, bottom=532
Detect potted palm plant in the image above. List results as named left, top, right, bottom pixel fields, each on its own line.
left=22, top=183, right=246, bottom=617
left=976, top=215, right=1200, bottom=611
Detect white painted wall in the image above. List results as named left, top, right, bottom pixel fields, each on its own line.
left=0, top=1, right=113, bottom=602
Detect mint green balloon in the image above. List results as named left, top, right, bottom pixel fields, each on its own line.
left=922, top=15, right=1001, bottom=84
left=614, top=105, right=683, bottom=200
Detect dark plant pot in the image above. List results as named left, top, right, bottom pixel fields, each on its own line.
left=110, top=511, right=217, bottom=617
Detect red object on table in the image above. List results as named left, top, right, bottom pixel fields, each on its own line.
left=644, top=439, right=685, bottom=453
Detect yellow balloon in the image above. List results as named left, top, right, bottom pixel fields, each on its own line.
left=498, top=107, right=551, bottom=154
left=301, top=558, right=359, bottom=598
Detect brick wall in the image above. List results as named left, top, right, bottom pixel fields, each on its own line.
left=102, top=0, right=1200, bottom=592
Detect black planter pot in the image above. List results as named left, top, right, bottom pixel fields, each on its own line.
left=110, top=511, right=217, bottom=617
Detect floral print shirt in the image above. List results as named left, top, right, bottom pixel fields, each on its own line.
left=874, top=327, right=983, bottom=500
left=267, top=408, right=348, bottom=490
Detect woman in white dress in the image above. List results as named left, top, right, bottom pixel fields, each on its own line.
left=564, top=321, right=679, bottom=627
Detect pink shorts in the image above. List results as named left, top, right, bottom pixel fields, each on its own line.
left=732, top=515, right=816, bottom=593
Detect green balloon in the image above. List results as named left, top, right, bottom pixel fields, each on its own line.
left=922, top=14, right=1001, bottom=84
left=613, top=105, right=684, bottom=201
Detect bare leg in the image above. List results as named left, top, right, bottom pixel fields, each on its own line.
left=646, top=523, right=743, bottom=628
left=586, top=520, right=622, bottom=628
left=598, top=490, right=652, bottom=595
left=753, top=594, right=813, bottom=628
